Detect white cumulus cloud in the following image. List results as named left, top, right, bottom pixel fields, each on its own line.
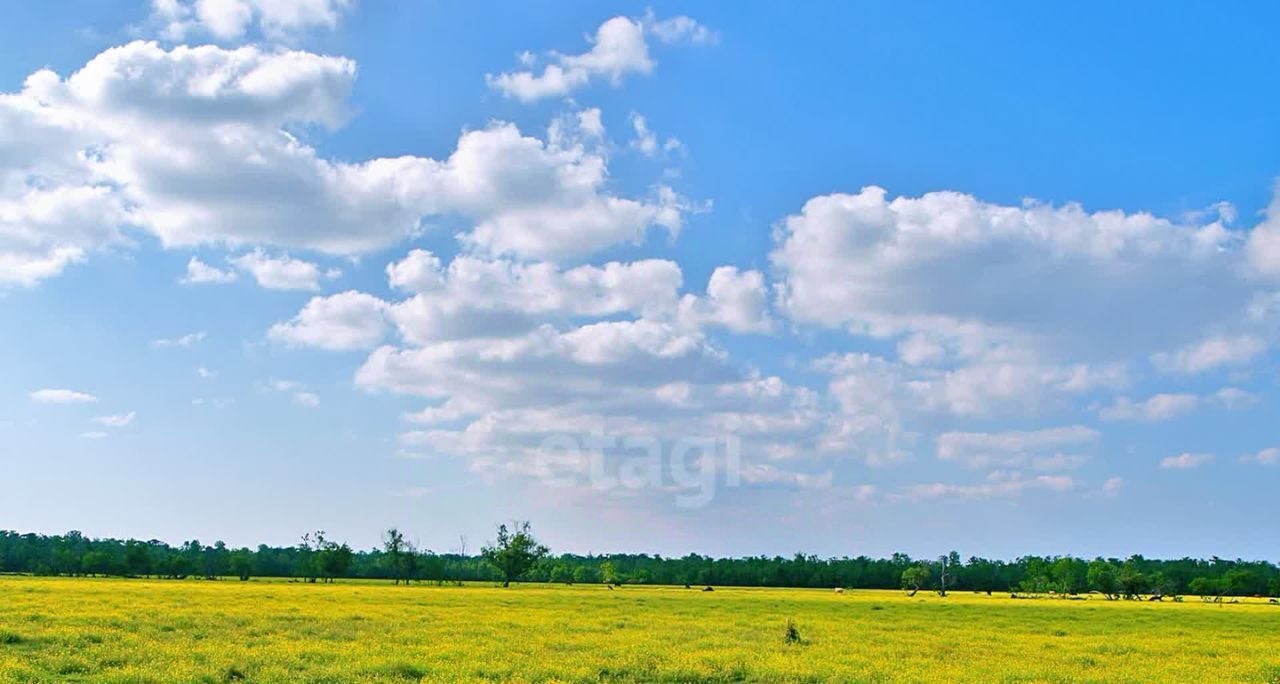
left=2, top=42, right=695, bottom=285
left=180, top=258, right=237, bottom=285
left=231, top=250, right=333, bottom=291
left=487, top=13, right=714, bottom=102
left=269, top=290, right=389, bottom=350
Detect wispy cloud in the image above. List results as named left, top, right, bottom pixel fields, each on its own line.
left=1160, top=452, right=1215, bottom=470
left=151, top=331, right=207, bottom=348
left=92, top=412, right=135, bottom=427
left=30, top=389, right=98, bottom=404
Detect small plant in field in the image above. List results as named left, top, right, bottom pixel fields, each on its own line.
left=379, top=663, right=427, bottom=680
left=0, top=631, right=22, bottom=645
left=784, top=619, right=802, bottom=645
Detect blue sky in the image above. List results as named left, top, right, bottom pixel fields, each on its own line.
left=2, top=1, right=1278, bottom=560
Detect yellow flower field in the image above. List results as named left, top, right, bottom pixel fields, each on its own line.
left=0, top=576, right=1277, bottom=683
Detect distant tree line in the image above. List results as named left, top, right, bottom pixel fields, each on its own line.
left=1, top=529, right=1277, bottom=598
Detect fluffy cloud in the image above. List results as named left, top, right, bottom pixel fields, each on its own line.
left=356, top=320, right=731, bottom=408
left=1, top=73, right=127, bottom=286
left=1246, top=187, right=1280, bottom=278
left=487, top=13, right=714, bottom=102
left=231, top=250, right=335, bottom=290
left=819, top=351, right=1123, bottom=421
left=0, top=187, right=127, bottom=286
left=385, top=253, right=685, bottom=345
left=385, top=249, right=445, bottom=293
left=30, top=389, right=97, bottom=404
left=356, top=319, right=825, bottom=472
left=180, top=257, right=237, bottom=285
left=2, top=42, right=693, bottom=284
left=269, top=290, right=388, bottom=350
left=766, top=185, right=1280, bottom=464
left=266, top=242, right=821, bottom=494
left=445, top=126, right=691, bottom=260
left=936, top=426, right=1098, bottom=470
left=149, top=0, right=355, bottom=42
left=677, top=266, right=772, bottom=333
left=278, top=252, right=773, bottom=360
left=771, top=186, right=1248, bottom=362
left=1160, top=452, right=1215, bottom=470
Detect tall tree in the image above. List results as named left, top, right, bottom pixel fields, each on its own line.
left=383, top=528, right=410, bottom=585
left=124, top=540, right=151, bottom=578
left=229, top=549, right=253, bottom=581
left=482, top=521, right=549, bottom=588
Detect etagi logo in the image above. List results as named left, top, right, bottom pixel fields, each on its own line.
left=532, top=431, right=742, bottom=509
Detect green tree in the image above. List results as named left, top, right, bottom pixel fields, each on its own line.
left=1087, top=560, right=1119, bottom=600
left=204, top=541, right=230, bottom=579
left=1052, top=557, right=1087, bottom=595
left=124, top=540, right=151, bottom=578
left=901, top=564, right=929, bottom=597
left=549, top=563, right=573, bottom=584
left=81, top=550, right=110, bottom=577
left=1188, top=576, right=1223, bottom=602
left=319, top=541, right=354, bottom=582
left=229, top=550, right=253, bottom=581
left=572, top=565, right=599, bottom=584
left=382, top=528, right=413, bottom=585
left=298, top=532, right=323, bottom=583
left=1117, top=563, right=1148, bottom=600
left=481, top=521, right=549, bottom=588
left=599, top=560, right=622, bottom=585
left=1224, top=568, right=1262, bottom=596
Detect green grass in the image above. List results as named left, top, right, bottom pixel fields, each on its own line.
left=0, top=576, right=1277, bottom=682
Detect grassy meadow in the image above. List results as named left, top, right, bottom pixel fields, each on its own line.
left=0, top=576, right=1278, bottom=683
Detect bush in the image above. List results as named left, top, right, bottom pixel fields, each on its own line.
left=784, top=619, right=802, bottom=645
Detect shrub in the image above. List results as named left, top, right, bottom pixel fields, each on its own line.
left=784, top=619, right=802, bottom=645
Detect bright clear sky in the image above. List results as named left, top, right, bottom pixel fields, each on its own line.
left=2, top=1, right=1278, bottom=560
